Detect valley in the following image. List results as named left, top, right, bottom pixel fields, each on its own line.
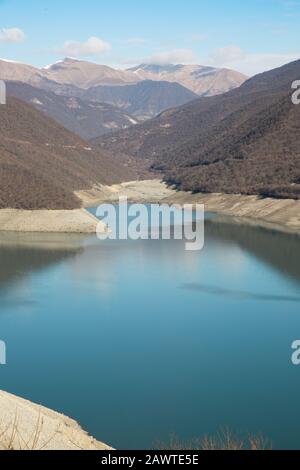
left=2, top=57, right=299, bottom=216
left=0, top=3, right=300, bottom=451
left=97, top=60, right=300, bottom=201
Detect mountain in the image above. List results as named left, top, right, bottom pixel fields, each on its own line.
left=0, top=59, right=43, bottom=84
left=127, top=64, right=247, bottom=95
left=80, top=80, right=199, bottom=119
left=0, top=58, right=138, bottom=88
left=94, top=59, right=300, bottom=199
left=6, top=82, right=139, bottom=139
left=42, top=58, right=139, bottom=88
left=0, top=59, right=200, bottom=120
left=0, top=58, right=247, bottom=121
left=0, top=96, right=137, bottom=210
left=0, top=58, right=60, bottom=91
left=0, top=58, right=246, bottom=97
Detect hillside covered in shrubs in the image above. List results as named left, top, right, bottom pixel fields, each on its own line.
left=0, top=97, right=136, bottom=209
left=95, top=59, right=300, bottom=200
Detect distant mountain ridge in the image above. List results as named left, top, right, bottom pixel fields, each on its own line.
left=42, top=58, right=139, bottom=88
left=0, top=57, right=246, bottom=96
left=6, top=81, right=139, bottom=139
left=0, top=57, right=248, bottom=126
left=127, top=63, right=247, bottom=95
left=79, top=80, right=199, bottom=119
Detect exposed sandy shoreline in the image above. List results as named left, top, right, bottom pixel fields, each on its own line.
left=0, top=208, right=106, bottom=234
left=0, top=181, right=172, bottom=233
left=79, top=180, right=300, bottom=236
left=0, top=390, right=112, bottom=451
left=0, top=180, right=299, bottom=235
left=76, top=179, right=175, bottom=206
left=164, top=191, right=300, bottom=235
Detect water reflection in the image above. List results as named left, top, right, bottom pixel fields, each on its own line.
left=0, top=232, right=84, bottom=291
left=205, top=217, right=300, bottom=284
left=0, top=216, right=300, bottom=449
left=1, top=217, right=300, bottom=294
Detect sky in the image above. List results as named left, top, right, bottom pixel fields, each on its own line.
left=0, top=0, right=299, bottom=76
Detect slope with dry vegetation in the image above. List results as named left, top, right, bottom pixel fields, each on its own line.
left=95, top=59, right=300, bottom=200
left=0, top=97, right=139, bottom=210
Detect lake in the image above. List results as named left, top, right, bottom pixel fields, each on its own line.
left=0, top=209, right=300, bottom=450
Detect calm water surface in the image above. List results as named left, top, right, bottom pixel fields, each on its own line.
left=0, top=210, right=300, bottom=450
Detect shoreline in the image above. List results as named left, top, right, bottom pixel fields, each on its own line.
left=0, top=208, right=106, bottom=234
left=78, top=180, right=300, bottom=237
left=0, top=180, right=299, bottom=236
left=164, top=191, right=300, bottom=236
left=0, top=390, right=112, bottom=451
left=76, top=179, right=175, bottom=207
left=77, top=180, right=300, bottom=235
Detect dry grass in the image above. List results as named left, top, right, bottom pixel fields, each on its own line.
left=1, top=413, right=272, bottom=451
left=156, top=429, right=272, bottom=451
left=0, top=410, right=59, bottom=450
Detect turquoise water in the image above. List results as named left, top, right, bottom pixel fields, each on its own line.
left=0, top=210, right=300, bottom=449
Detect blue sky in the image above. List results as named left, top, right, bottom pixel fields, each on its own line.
left=0, top=0, right=299, bottom=75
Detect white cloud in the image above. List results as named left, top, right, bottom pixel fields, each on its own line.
left=0, top=27, right=26, bottom=44
left=206, top=44, right=300, bottom=76
left=209, top=45, right=246, bottom=65
left=229, top=52, right=300, bottom=76
left=60, top=37, right=111, bottom=57
left=140, top=48, right=196, bottom=65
